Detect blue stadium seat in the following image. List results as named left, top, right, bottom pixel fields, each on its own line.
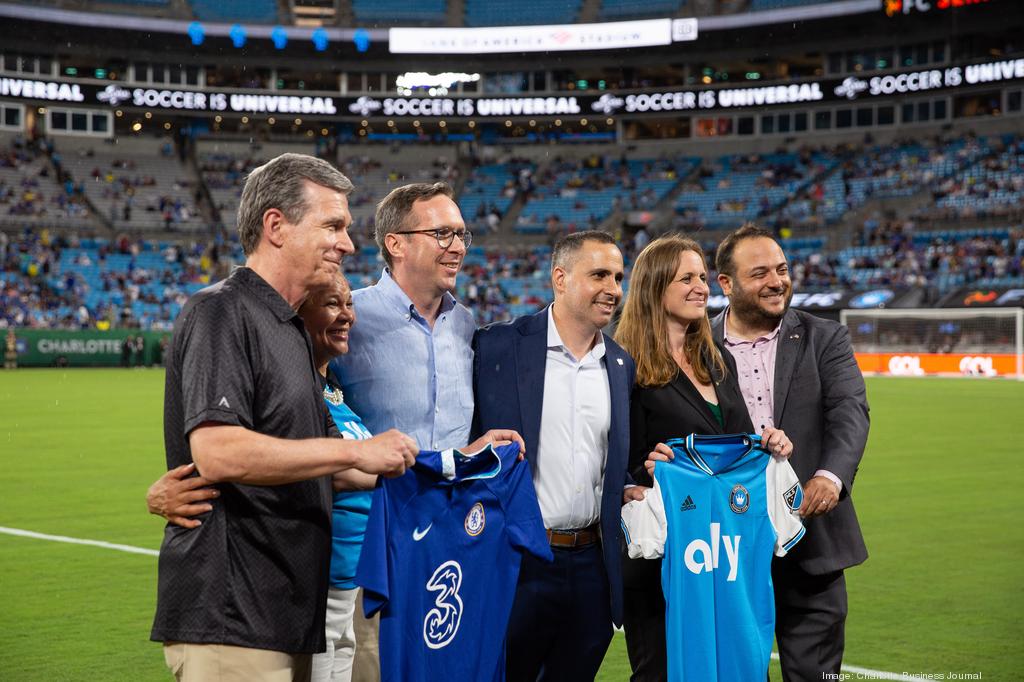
left=353, top=0, right=447, bottom=24
left=190, top=0, right=278, bottom=23
left=465, top=0, right=581, bottom=26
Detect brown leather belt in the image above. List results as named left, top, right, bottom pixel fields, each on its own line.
left=546, top=524, right=600, bottom=548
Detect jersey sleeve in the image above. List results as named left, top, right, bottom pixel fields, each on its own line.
left=355, top=482, right=391, bottom=617
left=179, top=297, right=255, bottom=434
left=767, top=458, right=806, bottom=557
left=620, top=476, right=667, bottom=560
left=500, top=452, right=554, bottom=563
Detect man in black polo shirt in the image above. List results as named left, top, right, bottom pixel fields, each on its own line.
left=152, top=153, right=418, bottom=681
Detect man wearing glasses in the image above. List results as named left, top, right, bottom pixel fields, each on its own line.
left=329, top=182, right=478, bottom=680
left=332, top=181, right=476, bottom=454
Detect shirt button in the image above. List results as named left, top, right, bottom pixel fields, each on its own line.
left=433, top=442, right=439, bottom=449
left=435, top=406, right=440, bottom=414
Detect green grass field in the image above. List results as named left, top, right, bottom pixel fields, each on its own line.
left=1, top=370, right=1022, bottom=680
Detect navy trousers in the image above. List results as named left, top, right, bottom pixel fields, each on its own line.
left=506, top=543, right=614, bottom=682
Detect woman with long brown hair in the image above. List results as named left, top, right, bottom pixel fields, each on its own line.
left=614, top=234, right=792, bottom=681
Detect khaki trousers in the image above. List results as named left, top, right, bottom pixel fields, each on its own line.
left=163, top=642, right=313, bottom=682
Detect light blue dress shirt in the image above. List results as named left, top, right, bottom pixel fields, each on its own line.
left=331, top=269, right=476, bottom=451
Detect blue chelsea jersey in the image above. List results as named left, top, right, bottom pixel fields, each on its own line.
left=620, top=434, right=805, bottom=682
left=356, top=442, right=552, bottom=682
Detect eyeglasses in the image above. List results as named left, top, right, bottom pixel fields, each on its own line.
left=394, top=228, right=473, bottom=249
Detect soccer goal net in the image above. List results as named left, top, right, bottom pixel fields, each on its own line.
left=840, top=308, right=1024, bottom=379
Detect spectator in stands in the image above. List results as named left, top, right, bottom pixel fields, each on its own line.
left=150, top=153, right=417, bottom=681
left=4, top=328, right=16, bottom=369
left=121, top=334, right=133, bottom=368
left=133, top=334, right=145, bottom=367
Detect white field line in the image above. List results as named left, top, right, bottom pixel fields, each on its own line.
left=1, top=525, right=924, bottom=681
left=0, top=525, right=159, bottom=556
left=770, top=653, right=924, bottom=681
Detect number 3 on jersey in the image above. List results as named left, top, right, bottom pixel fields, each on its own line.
left=423, top=560, right=463, bottom=649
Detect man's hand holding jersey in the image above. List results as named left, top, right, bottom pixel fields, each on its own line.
left=353, top=429, right=418, bottom=477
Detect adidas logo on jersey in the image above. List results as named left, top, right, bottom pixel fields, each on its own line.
left=684, top=522, right=741, bottom=582
left=679, top=495, right=697, bottom=512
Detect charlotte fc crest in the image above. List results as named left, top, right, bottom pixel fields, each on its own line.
left=730, top=485, right=750, bottom=514
left=464, top=502, right=485, bottom=536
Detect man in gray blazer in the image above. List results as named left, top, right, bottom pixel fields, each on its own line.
left=711, top=224, right=869, bottom=682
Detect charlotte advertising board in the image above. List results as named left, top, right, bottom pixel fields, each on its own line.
left=2, top=56, right=1022, bottom=119
left=10, top=329, right=168, bottom=367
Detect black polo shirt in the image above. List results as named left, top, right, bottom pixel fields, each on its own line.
left=151, top=266, right=336, bottom=654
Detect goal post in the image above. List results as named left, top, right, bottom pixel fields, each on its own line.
left=839, top=307, right=1024, bottom=380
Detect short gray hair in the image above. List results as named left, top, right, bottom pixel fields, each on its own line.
left=374, top=182, right=455, bottom=268
left=552, top=230, right=617, bottom=272
left=237, top=153, right=354, bottom=256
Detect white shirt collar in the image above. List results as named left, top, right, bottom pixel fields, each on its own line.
left=546, top=304, right=606, bottom=362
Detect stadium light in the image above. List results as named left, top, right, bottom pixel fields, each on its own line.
left=229, top=24, right=246, bottom=48
left=271, top=26, right=287, bottom=50
left=353, top=28, right=370, bottom=53
left=187, top=22, right=204, bottom=46
left=312, top=28, right=328, bottom=52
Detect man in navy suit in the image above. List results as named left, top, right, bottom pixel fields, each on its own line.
left=472, top=231, right=642, bottom=682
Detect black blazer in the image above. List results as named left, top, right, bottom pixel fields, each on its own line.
left=627, top=345, right=754, bottom=487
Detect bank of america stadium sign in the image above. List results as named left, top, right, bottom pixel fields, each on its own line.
left=2, top=57, right=1022, bottom=118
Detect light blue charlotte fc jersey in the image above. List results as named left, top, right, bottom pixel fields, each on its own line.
left=620, top=433, right=805, bottom=682
left=356, top=442, right=552, bottom=682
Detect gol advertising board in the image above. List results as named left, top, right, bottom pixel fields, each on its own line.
left=854, top=352, right=1021, bottom=377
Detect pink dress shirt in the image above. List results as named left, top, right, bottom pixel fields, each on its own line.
left=723, top=311, right=842, bottom=493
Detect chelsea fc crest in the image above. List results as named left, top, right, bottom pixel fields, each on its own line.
left=730, top=485, right=750, bottom=514
left=464, top=502, right=485, bottom=536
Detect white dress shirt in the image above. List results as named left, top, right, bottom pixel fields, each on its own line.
left=534, top=306, right=611, bottom=530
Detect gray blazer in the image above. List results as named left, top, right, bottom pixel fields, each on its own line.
left=712, top=308, right=870, bottom=575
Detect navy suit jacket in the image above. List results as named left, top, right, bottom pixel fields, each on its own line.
left=471, top=307, right=636, bottom=626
